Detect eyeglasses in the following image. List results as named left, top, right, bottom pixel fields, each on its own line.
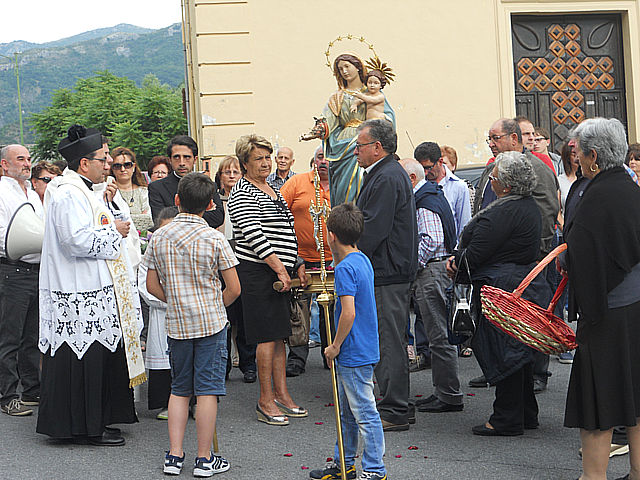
left=486, top=134, right=508, bottom=144
left=222, top=170, right=241, bottom=176
left=88, top=156, right=108, bottom=165
left=35, top=176, right=53, bottom=183
left=533, top=137, right=548, bottom=143
left=150, top=169, right=168, bottom=177
left=112, top=161, right=134, bottom=170
left=422, top=163, right=436, bottom=172
left=355, top=141, right=377, bottom=150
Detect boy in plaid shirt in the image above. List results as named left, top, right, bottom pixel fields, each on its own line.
left=145, top=173, right=240, bottom=477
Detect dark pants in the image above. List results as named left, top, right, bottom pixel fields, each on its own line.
left=374, top=282, right=412, bottom=425
left=489, top=362, right=538, bottom=434
left=412, top=298, right=431, bottom=358
left=412, top=262, right=462, bottom=405
left=225, top=296, right=256, bottom=374
left=0, top=263, right=40, bottom=406
left=288, top=292, right=331, bottom=370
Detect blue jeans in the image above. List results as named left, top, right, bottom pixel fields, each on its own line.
left=334, top=363, right=386, bottom=475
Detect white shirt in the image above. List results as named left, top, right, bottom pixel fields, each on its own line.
left=0, top=175, right=43, bottom=263
left=438, top=165, right=471, bottom=239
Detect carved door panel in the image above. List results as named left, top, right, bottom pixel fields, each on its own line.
left=512, top=14, right=627, bottom=153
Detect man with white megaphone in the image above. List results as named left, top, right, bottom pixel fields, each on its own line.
left=0, top=144, right=43, bottom=417
left=36, top=125, right=145, bottom=447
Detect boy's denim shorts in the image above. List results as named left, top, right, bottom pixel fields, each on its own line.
left=167, top=328, right=228, bottom=397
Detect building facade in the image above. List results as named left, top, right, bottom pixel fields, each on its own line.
left=181, top=0, right=640, bottom=171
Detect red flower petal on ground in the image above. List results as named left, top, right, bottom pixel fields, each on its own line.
left=326, top=457, right=333, bottom=462
left=315, top=422, right=324, bottom=425
left=408, top=446, right=418, bottom=450
left=395, top=455, right=402, bottom=458
left=324, top=403, right=334, bottom=407
left=415, top=394, right=423, bottom=397
left=301, top=466, right=309, bottom=470
left=315, top=395, right=321, bottom=398
left=284, top=453, right=293, bottom=457
left=466, top=393, right=475, bottom=396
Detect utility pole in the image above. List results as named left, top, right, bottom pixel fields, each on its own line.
left=1, top=52, right=24, bottom=145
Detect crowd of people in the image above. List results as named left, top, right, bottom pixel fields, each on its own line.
left=1, top=111, right=640, bottom=480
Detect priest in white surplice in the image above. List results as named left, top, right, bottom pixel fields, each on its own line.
left=37, top=125, right=145, bottom=446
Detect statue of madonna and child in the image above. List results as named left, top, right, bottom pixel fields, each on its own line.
left=301, top=39, right=396, bottom=206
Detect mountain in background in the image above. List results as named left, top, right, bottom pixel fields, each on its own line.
left=0, top=23, right=184, bottom=144
left=0, top=24, right=154, bottom=57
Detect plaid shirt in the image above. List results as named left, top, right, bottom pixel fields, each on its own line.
left=266, top=170, right=295, bottom=191
left=143, top=213, right=238, bottom=339
left=416, top=207, right=448, bottom=267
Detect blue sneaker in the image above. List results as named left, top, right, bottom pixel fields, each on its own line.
left=164, top=451, right=185, bottom=475
left=558, top=352, right=574, bottom=364
left=193, top=453, right=230, bottom=477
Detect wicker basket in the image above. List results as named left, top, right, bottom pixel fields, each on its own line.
left=481, top=244, right=577, bottom=355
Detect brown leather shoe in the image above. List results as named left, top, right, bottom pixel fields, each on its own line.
left=381, top=419, right=409, bottom=432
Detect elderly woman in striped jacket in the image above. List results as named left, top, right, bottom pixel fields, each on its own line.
left=228, top=134, right=308, bottom=426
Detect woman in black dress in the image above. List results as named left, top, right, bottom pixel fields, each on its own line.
left=564, top=118, right=640, bottom=480
left=228, top=134, right=307, bottom=426
left=447, top=151, right=551, bottom=436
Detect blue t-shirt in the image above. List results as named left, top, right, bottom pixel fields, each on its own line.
left=333, top=251, right=379, bottom=367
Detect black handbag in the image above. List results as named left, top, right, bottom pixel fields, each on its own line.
left=447, top=252, right=476, bottom=344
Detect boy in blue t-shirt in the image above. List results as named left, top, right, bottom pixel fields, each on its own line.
left=309, top=203, right=386, bottom=480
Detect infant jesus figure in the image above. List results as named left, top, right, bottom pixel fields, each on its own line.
left=349, top=69, right=387, bottom=121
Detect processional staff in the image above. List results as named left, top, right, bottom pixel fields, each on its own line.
left=308, top=163, right=347, bottom=478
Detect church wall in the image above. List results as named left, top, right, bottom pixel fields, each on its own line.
left=182, top=0, right=640, bottom=172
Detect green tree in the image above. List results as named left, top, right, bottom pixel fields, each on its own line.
left=30, top=71, right=187, bottom=169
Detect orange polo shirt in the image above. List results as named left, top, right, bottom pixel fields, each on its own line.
left=280, top=171, right=332, bottom=263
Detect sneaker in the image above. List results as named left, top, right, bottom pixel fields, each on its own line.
left=21, top=396, right=40, bottom=406
left=357, top=472, right=387, bottom=480
left=193, top=453, right=230, bottom=477
left=157, top=408, right=169, bottom=420
left=309, top=461, right=356, bottom=479
left=164, top=451, right=185, bottom=475
left=1, top=399, right=33, bottom=416
left=558, top=352, right=574, bottom=364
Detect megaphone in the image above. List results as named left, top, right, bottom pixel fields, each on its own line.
left=5, top=203, right=44, bottom=260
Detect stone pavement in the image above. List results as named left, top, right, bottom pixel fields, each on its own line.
left=0, top=347, right=630, bottom=479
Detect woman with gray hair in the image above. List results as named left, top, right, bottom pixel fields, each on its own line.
left=446, top=151, right=552, bottom=436
left=563, top=118, right=640, bottom=480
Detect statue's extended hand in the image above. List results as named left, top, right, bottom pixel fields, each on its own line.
left=300, top=117, right=328, bottom=142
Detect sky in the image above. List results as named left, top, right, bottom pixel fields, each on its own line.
left=1, top=0, right=182, bottom=44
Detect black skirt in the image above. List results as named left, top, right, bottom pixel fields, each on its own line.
left=237, top=260, right=291, bottom=344
left=564, top=300, right=640, bottom=430
left=37, top=342, right=138, bottom=439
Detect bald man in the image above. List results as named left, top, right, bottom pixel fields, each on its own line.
left=267, top=146, right=296, bottom=190
left=0, top=145, right=43, bottom=416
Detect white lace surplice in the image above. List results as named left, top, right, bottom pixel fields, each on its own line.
left=39, top=181, right=142, bottom=360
